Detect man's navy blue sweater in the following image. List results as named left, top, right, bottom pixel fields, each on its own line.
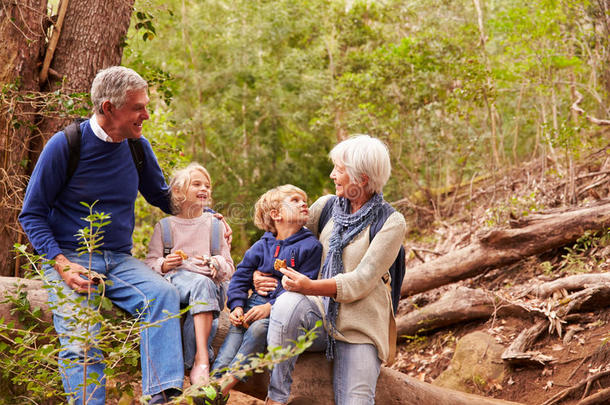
left=226, top=228, right=322, bottom=310
left=19, top=120, right=172, bottom=260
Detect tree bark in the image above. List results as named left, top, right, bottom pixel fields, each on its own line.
left=0, top=0, right=47, bottom=277
left=46, top=0, right=135, bottom=92
left=501, top=320, right=552, bottom=366
left=36, top=0, right=136, bottom=146
left=0, top=0, right=137, bottom=277
left=0, top=276, right=522, bottom=405
left=401, top=201, right=610, bottom=297
left=525, top=273, right=610, bottom=299
left=396, top=287, right=532, bottom=337
left=238, top=355, right=523, bottom=405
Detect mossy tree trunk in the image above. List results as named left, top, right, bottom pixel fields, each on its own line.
left=0, top=0, right=135, bottom=277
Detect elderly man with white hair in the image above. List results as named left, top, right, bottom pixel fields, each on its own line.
left=19, top=66, right=184, bottom=404
left=258, top=135, right=407, bottom=405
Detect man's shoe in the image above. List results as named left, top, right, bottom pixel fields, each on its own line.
left=149, top=388, right=181, bottom=404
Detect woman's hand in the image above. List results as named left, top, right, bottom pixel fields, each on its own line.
left=244, top=303, right=271, bottom=324
left=252, top=270, right=278, bottom=296
left=279, top=267, right=312, bottom=294
left=161, top=253, right=183, bottom=273
left=229, top=307, right=244, bottom=327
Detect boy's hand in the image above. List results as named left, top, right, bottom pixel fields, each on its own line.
left=229, top=307, right=244, bottom=327
left=161, top=253, right=183, bottom=273
left=244, top=303, right=271, bottom=324
left=252, top=270, right=278, bottom=296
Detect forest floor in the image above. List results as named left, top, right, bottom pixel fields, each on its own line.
left=387, top=140, right=610, bottom=405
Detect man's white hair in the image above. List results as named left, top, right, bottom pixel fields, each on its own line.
left=90, top=66, right=147, bottom=113
left=329, top=134, right=391, bottom=194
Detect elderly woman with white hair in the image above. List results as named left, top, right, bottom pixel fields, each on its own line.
left=259, top=135, right=407, bottom=405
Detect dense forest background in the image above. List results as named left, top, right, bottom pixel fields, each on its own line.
left=122, top=0, right=610, bottom=259
left=2, top=0, right=609, bottom=264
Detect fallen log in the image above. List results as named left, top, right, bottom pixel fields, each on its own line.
left=541, top=370, right=610, bottom=405
left=401, top=201, right=610, bottom=297
left=525, top=273, right=610, bottom=299
left=237, top=355, right=522, bottom=404
left=559, top=284, right=610, bottom=317
left=0, top=276, right=523, bottom=404
left=397, top=282, right=610, bottom=341
left=501, top=320, right=553, bottom=366
left=396, top=287, right=532, bottom=337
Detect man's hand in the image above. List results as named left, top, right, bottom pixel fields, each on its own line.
left=229, top=307, right=245, bottom=327
left=252, top=270, right=278, bottom=296
left=212, top=213, right=233, bottom=245
left=244, top=302, right=271, bottom=324
left=54, top=254, right=96, bottom=294
left=161, top=253, right=183, bottom=273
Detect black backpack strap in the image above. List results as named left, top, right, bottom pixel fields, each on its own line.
left=317, top=195, right=337, bottom=235
left=128, top=138, right=145, bottom=175
left=63, top=119, right=86, bottom=181
left=369, top=201, right=395, bottom=240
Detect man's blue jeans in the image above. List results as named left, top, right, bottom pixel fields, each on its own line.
left=212, top=293, right=269, bottom=380
left=44, top=249, right=184, bottom=405
left=266, top=292, right=382, bottom=405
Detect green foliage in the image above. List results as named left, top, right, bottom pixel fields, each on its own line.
left=558, top=228, right=610, bottom=274
left=122, top=0, right=609, bottom=259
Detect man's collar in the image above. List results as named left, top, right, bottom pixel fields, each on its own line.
left=90, top=114, right=115, bottom=143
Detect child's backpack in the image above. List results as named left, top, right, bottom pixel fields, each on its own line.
left=159, top=215, right=223, bottom=257
left=318, top=196, right=406, bottom=313
left=63, top=119, right=145, bottom=181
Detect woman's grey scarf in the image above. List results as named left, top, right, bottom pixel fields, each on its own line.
left=320, top=192, right=384, bottom=359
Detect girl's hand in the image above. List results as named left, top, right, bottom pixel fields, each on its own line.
left=161, top=253, right=183, bottom=273
left=193, top=255, right=217, bottom=278
left=252, top=270, right=278, bottom=296
left=244, top=303, right=271, bottom=323
left=229, top=307, right=244, bottom=327
left=280, top=267, right=311, bottom=294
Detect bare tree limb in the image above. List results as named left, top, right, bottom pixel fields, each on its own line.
left=401, top=201, right=610, bottom=297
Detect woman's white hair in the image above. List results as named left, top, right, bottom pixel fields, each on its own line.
left=90, top=66, right=148, bottom=114
left=329, top=134, right=391, bottom=194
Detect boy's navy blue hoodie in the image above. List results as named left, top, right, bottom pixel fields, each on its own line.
left=226, top=227, right=322, bottom=311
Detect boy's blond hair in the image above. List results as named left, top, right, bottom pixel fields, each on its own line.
left=254, top=184, right=307, bottom=234
left=169, top=163, right=212, bottom=214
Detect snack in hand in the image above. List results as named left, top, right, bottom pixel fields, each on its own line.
left=238, top=315, right=250, bottom=329
left=274, top=259, right=287, bottom=271
left=175, top=249, right=188, bottom=260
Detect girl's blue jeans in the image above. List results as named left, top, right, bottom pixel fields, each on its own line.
left=44, top=249, right=184, bottom=405
left=211, top=293, right=269, bottom=380
left=266, top=292, right=382, bottom=405
left=166, top=269, right=226, bottom=368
